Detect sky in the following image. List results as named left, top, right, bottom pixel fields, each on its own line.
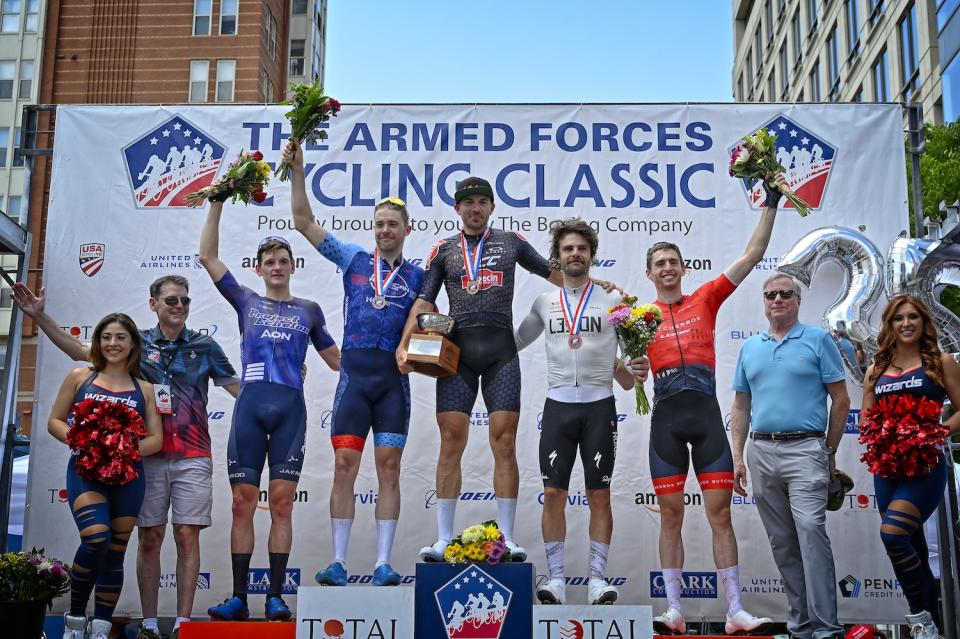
left=324, top=1, right=735, bottom=104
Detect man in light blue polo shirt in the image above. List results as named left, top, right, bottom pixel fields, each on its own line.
left=729, top=273, right=849, bottom=639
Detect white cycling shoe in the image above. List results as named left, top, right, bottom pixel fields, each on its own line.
left=724, top=608, right=774, bottom=635
left=653, top=607, right=687, bottom=635
left=505, top=540, right=527, bottom=562
left=419, top=539, right=448, bottom=562
left=536, top=578, right=565, bottom=604
left=588, top=577, right=618, bottom=605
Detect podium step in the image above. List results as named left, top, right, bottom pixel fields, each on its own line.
left=177, top=621, right=295, bottom=639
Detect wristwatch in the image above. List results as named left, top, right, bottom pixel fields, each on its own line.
left=825, top=444, right=836, bottom=455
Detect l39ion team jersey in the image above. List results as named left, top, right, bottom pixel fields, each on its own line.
left=647, top=274, right=737, bottom=400
left=215, top=269, right=335, bottom=390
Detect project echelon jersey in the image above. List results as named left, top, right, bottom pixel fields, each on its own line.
left=215, top=269, right=335, bottom=390
left=419, top=227, right=553, bottom=330
left=316, top=232, right=424, bottom=352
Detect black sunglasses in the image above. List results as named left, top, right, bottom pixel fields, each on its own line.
left=763, top=289, right=796, bottom=300
left=155, top=295, right=191, bottom=307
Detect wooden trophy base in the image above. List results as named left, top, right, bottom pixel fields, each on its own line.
left=407, top=332, right=460, bottom=377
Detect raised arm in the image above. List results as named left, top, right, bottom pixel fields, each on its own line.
left=12, top=283, right=90, bottom=362
left=138, top=381, right=164, bottom=457
left=287, top=140, right=327, bottom=247
left=198, top=201, right=229, bottom=283
left=723, top=173, right=790, bottom=285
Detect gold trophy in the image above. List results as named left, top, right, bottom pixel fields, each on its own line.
left=407, top=312, right=460, bottom=377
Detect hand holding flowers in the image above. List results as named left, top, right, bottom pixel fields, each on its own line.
left=608, top=296, right=662, bottom=415
left=729, top=129, right=812, bottom=216
left=185, top=150, right=271, bottom=207
left=275, top=80, right=341, bottom=182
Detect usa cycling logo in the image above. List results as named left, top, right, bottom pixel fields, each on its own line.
left=122, top=115, right=226, bottom=208
left=435, top=565, right=511, bottom=639
left=734, top=114, right=836, bottom=211
left=79, top=243, right=105, bottom=277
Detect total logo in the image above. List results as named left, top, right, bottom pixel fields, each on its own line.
left=138, top=253, right=204, bottom=271
left=159, top=571, right=211, bottom=590
left=537, top=616, right=645, bottom=639
left=424, top=489, right=496, bottom=509
left=247, top=568, right=300, bottom=595
left=845, top=493, right=877, bottom=510
left=650, top=571, right=717, bottom=598
left=537, top=491, right=589, bottom=507
left=838, top=574, right=902, bottom=599
left=62, top=325, right=94, bottom=341
left=536, top=574, right=627, bottom=588
left=257, top=488, right=308, bottom=511
left=845, top=409, right=861, bottom=434
left=634, top=491, right=703, bottom=513
left=48, top=488, right=68, bottom=503
left=300, top=617, right=401, bottom=639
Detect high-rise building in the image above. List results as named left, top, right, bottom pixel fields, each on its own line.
left=288, top=0, right=327, bottom=86
left=733, top=0, right=948, bottom=124
left=940, top=0, right=959, bottom=121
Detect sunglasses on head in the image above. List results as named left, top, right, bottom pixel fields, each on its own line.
left=763, top=289, right=796, bottom=300
left=155, top=295, right=191, bottom=307
left=377, top=196, right=406, bottom=207
left=258, top=235, right=291, bottom=249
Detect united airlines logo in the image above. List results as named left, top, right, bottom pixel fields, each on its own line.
left=122, top=115, right=226, bottom=208
left=735, top=114, right=836, bottom=211
left=79, top=243, right=105, bottom=277
left=435, top=565, right=511, bottom=639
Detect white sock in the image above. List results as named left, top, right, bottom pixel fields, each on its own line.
left=142, top=618, right=159, bottom=632
left=544, top=541, right=564, bottom=580
left=437, top=498, right=456, bottom=542
left=497, top=497, right=517, bottom=541
left=172, top=617, right=190, bottom=631
left=663, top=567, right=684, bottom=613
left=332, top=518, right=353, bottom=565
left=376, top=519, right=398, bottom=566
left=718, top=565, right=743, bottom=615
left=588, top=540, right=609, bottom=579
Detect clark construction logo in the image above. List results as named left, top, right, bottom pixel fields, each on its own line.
left=733, top=114, right=836, bottom=212
left=122, top=114, right=226, bottom=208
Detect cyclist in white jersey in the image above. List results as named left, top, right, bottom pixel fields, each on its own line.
left=515, top=218, right=648, bottom=605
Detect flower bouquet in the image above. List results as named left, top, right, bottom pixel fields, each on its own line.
left=185, top=150, right=271, bottom=207
left=66, top=398, right=147, bottom=485
left=859, top=394, right=948, bottom=478
left=608, top=296, right=662, bottom=415
left=0, top=548, right=70, bottom=609
left=275, top=79, right=341, bottom=181
left=444, top=521, right=511, bottom=565
left=729, top=128, right=812, bottom=216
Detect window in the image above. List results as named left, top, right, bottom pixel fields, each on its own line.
left=0, top=127, right=8, bottom=167
left=293, top=0, right=308, bottom=14
left=810, top=61, right=821, bottom=101
left=944, top=52, right=960, bottom=122
left=259, top=67, right=272, bottom=103
left=290, top=39, right=305, bottom=76
left=768, top=71, right=776, bottom=102
left=853, top=85, right=864, bottom=102
left=265, top=8, right=278, bottom=59
left=188, top=60, right=208, bottom=102
left=193, top=0, right=211, bottom=35
left=873, top=47, right=889, bottom=100
left=1, top=0, right=19, bottom=33
left=754, top=27, right=763, bottom=70
left=738, top=74, right=744, bottom=101
left=846, top=0, right=860, bottom=60
left=868, top=0, right=884, bottom=26
left=807, top=0, right=818, bottom=34
left=216, top=59, right=235, bottom=102
left=747, top=49, right=754, bottom=96
left=24, top=0, right=36, bottom=32
left=792, top=11, right=803, bottom=66
left=780, top=45, right=789, bottom=94
left=13, top=126, right=21, bottom=167
left=0, top=61, right=13, bottom=100
left=827, top=25, right=840, bottom=98
left=765, top=0, right=774, bottom=41
left=0, top=288, right=11, bottom=310
left=0, top=196, right=5, bottom=213
left=220, top=0, right=237, bottom=35
left=313, top=47, right=321, bottom=81
left=7, top=195, right=21, bottom=222
left=18, top=59, right=32, bottom=99
left=779, top=0, right=787, bottom=12
left=898, top=3, right=919, bottom=99
left=938, top=0, right=959, bottom=30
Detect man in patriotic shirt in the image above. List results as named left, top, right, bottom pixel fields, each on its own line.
left=286, top=141, right=424, bottom=587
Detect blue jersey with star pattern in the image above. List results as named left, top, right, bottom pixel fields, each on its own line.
left=215, top=269, right=335, bottom=389
left=317, top=233, right=424, bottom=352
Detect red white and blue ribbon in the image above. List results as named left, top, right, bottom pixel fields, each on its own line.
left=372, top=247, right=403, bottom=297
left=459, top=227, right=492, bottom=283
left=560, top=281, right=594, bottom=337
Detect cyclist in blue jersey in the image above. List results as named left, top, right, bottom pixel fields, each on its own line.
left=286, top=140, right=424, bottom=587
left=199, top=198, right=340, bottom=622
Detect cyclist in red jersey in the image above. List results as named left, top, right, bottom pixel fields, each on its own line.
left=645, top=174, right=791, bottom=635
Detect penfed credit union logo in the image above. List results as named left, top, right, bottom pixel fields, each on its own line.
left=122, top=114, right=226, bottom=208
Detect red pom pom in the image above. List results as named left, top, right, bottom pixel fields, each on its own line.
left=66, top=399, right=145, bottom=485
left=859, top=394, right=947, bottom=478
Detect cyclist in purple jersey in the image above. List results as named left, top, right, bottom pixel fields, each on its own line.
left=286, top=141, right=423, bottom=587
left=397, top=177, right=616, bottom=565
left=200, top=198, right=339, bottom=622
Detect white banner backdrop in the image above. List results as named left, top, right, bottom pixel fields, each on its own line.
left=25, top=103, right=910, bottom=622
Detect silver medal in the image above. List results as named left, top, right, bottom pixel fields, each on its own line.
left=371, top=295, right=387, bottom=309
left=467, top=280, right=480, bottom=295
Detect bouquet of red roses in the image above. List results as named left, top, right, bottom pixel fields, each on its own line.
left=185, top=150, right=271, bottom=207
left=858, top=394, right=948, bottom=478
left=66, top=398, right=146, bottom=485
left=275, top=79, right=341, bottom=181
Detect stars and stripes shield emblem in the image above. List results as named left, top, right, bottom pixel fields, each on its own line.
left=736, top=114, right=837, bottom=211
left=79, top=243, right=105, bottom=277
left=435, top=565, right=512, bottom=638
left=122, top=115, right=226, bottom=208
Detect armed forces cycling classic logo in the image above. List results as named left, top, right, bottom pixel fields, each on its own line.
left=122, top=115, right=226, bottom=208
left=435, top=565, right=512, bottom=638
left=733, top=114, right=836, bottom=212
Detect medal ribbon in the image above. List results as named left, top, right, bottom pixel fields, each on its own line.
left=459, top=227, right=492, bottom=283
left=372, top=248, right=403, bottom=297
left=560, top=281, right=594, bottom=337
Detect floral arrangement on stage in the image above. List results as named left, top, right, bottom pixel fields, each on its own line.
left=444, top=521, right=511, bottom=565
left=728, top=128, right=811, bottom=216
left=608, top=296, right=662, bottom=415
left=275, top=79, right=341, bottom=181
left=66, top=398, right=146, bottom=485
left=185, top=150, right=271, bottom=207
left=859, top=394, right=948, bottom=478
left=0, top=548, right=70, bottom=608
